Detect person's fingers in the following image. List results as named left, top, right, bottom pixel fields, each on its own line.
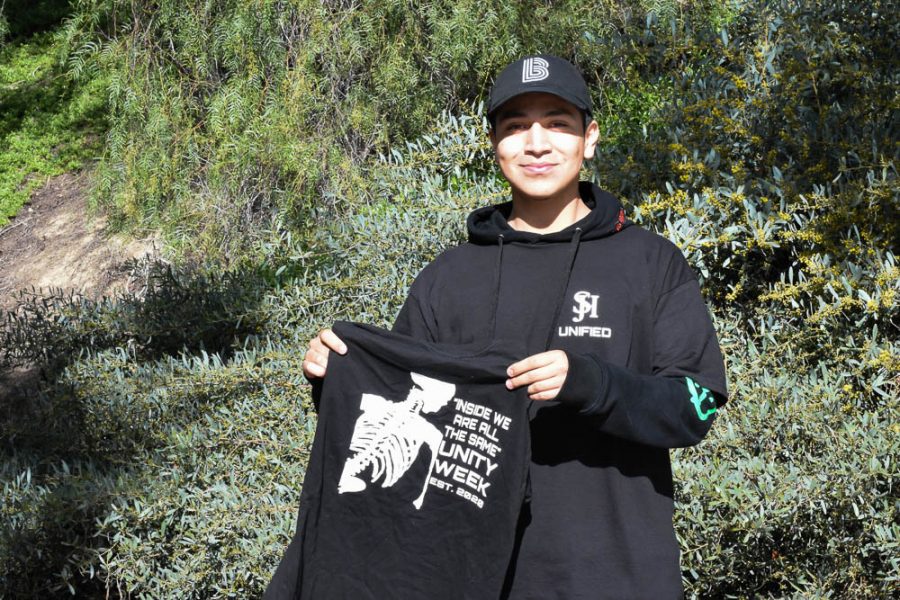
left=319, top=328, right=348, bottom=355
left=303, top=328, right=345, bottom=380
left=506, top=363, right=561, bottom=390
left=505, top=351, right=569, bottom=399
left=302, top=358, right=326, bottom=379
left=506, top=351, right=557, bottom=378
left=526, top=374, right=567, bottom=396
left=305, top=346, right=329, bottom=368
left=303, top=346, right=328, bottom=377
left=529, top=384, right=564, bottom=401
left=303, top=331, right=337, bottom=379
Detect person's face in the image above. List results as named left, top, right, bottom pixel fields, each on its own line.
left=490, top=92, right=599, bottom=203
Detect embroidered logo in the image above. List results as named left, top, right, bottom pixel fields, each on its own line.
left=522, top=57, right=550, bottom=82
left=558, top=290, right=611, bottom=338
left=572, top=290, right=600, bottom=323
left=686, top=377, right=717, bottom=421
left=339, top=373, right=454, bottom=509
left=614, top=208, right=626, bottom=232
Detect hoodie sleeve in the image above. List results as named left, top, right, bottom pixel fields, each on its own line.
left=556, top=354, right=721, bottom=448
left=556, top=266, right=727, bottom=448
left=392, top=269, right=438, bottom=342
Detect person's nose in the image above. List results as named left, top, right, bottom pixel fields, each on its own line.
left=524, top=122, right=551, bottom=156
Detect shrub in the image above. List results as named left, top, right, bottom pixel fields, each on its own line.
left=1, top=342, right=314, bottom=597
left=57, top=0, right=738, bottom=261
left=0, top=30, right=107, bottom=225
left=675, top=330, right=899, bottom=597
left=594, top=2, right=899, bottom=594
left=1, top=258, right=268, bottom=370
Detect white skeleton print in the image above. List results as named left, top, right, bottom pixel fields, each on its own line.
left=338, top=373, right=455, bottom=509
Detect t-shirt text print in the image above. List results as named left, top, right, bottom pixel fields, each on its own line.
left=338, top=372, right=515, bottom=510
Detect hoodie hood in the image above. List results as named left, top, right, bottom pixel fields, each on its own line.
left=463, top=182, right=630, bottom=350
left=467, top=182, right=629, bottom=244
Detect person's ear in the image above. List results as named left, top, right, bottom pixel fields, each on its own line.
left=489, top=127, right=500, bottom=159
left=583, top=120, right=600, bottom=160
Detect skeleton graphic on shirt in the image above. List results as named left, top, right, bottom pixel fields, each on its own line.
left=338, top=373, right=455, bottom=509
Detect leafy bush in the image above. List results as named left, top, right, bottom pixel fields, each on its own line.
left=1, top=342, right=313, bottom=597
left=57, top=0, right=740, bottom=260
left=675, top=332, right=899, bottom=597
left=1, top=258, right=268, bottom=370
left=586, top=4, right=899, bottom=593
left=1, top=0, right=72, bottom=40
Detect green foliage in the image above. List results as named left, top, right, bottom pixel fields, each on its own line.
left=1, top=343, right=313, bottom=597
left=599, top=0, right=898, bottom=235
left=596, top=2, right=898, bottom=595
left=676, top=330, right=899, bottom=597
left=0, top=30, right=107, bottom=224
left=597, top=0, right=899, bottom=408
left=0, top=109, right=502, bottom=598
left=59, top=0, right=740, bottom=261
left=262, top=106, right=505, bottom=342
left=1, top=258, right=268, bottom=371
left=1, top=0, right=72, bottom=41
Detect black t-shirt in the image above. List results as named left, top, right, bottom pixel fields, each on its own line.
left=265, top=322, right=531, bottom=600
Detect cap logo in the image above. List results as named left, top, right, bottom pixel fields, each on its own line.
left=522, top=57, right=549, bottom=83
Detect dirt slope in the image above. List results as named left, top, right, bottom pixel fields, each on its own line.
left=0, top=170, right=158, bottom=400
left=0, top=170, right=158, bottom=313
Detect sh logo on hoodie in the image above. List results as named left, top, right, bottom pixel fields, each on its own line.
left=560, top=290, right=612, bottom=339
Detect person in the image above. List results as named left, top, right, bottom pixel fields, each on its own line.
left=302, top=54, right=727, bottom=599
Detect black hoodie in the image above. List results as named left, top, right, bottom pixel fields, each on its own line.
left=393, top=182, right=728, bottom=599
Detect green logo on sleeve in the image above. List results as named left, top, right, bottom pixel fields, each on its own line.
left=686, top=377, right=717, bottom=421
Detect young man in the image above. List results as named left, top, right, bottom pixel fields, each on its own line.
left=304, top=55, right=727, bottom=598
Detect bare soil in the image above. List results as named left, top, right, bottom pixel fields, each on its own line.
left=0, top=170, right=158, bottom=400
left=0, top=170, right=158, bottom=312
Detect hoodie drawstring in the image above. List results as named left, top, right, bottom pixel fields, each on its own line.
left=487, top=229, right=584, bottom=350
left=489, top=234, right=505, bottom=339
left=544, top=227, right=583, bottom=349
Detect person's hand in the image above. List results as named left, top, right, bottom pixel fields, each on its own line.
left=302, top=328, right=347, bottom=380
left=506, top=350, right=569, bottom=401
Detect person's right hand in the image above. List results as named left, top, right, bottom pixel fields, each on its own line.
left=302, top=328, right=347, bottom=380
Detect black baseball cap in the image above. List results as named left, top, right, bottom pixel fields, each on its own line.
left=487, top=54, right=593, bottom=122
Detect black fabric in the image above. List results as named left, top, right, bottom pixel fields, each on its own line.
left=466, top=182, right=625, bottom=245
left=392, top=182, right=728, bottom=599
left=265, top=322, right=531, bottom=600
left=559, top=354, right=716, bottom=448
left=487, top=54, right=593, bottom=118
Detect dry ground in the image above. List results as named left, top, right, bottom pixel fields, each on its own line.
left=0, top=170, right=158, bottom=312
left=0, top=170, right=158, bottom=399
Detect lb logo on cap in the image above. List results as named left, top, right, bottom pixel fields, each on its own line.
left=522, top=57, right=550, bottom=82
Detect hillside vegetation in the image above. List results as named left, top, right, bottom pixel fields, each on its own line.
left=1, top=0, right=897, bottom=597
left=0, top=0, right=106, bottom=224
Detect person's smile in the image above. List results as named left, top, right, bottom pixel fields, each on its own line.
left=490, top=92, right=599, bottom=205
left=521, top=162, right=557, bottom=174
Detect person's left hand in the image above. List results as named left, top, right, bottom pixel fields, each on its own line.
left=506, top=350, right=569, bottom=401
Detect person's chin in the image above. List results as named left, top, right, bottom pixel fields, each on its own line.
left=518, top=186, right=561, bottom=202
left=513, top=179, right=566, bottom=201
